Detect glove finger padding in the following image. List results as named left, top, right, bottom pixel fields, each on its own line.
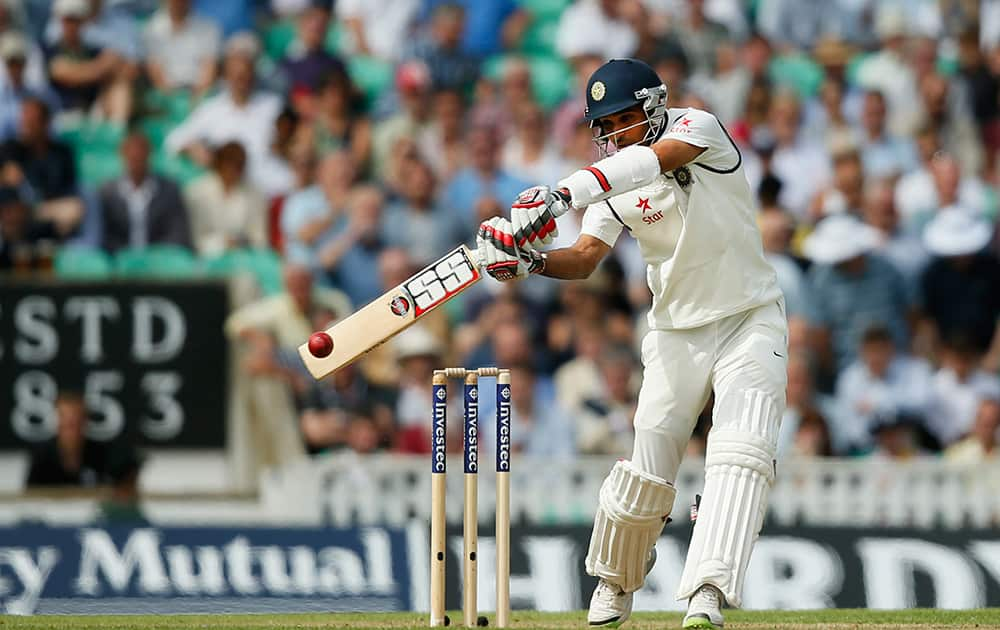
left=511, top=186, right=563, bottom=249
left=477, top=217, right=522, bottom=282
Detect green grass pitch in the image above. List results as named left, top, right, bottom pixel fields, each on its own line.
left=3, top=610, right=1000, bottom=630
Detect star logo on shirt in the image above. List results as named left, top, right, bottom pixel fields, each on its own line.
left=637, top=197, right=652, bottom=212
left=678, top=117, right=691, bottom=127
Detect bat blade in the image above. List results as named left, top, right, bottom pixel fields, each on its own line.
left=298, top=244, right=481, bottom=379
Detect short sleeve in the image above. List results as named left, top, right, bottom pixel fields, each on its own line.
left=580, top=201, right=624, bottom=247
left=662, top=108, right=741, bottom=173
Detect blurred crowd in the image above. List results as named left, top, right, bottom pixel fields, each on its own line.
left=10, top=0, right=1000, bottom=489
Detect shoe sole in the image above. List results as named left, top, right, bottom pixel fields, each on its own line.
left=589, top=618, right=624, bottom=628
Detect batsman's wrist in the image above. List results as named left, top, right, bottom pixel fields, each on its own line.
left=529, top=251, right=547, bottom=275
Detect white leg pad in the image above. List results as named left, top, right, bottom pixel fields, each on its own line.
left=586, top=460, right=676, bottom=593
left=676, top=391, right=779, bottom=607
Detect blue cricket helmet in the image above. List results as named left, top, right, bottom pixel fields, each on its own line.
left=584, top=58, right=669, bottom=154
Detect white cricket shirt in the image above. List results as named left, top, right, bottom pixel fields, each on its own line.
left=581, top=107, right=781, bottom=330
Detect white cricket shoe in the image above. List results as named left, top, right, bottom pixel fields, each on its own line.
left=682, top=584, right=725, bottom=629
left=587, top=548, right=657, bottom=627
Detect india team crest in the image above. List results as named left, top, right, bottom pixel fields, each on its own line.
left=673, top=166, right=693, bottom=192
left=590, top=81, right=606, bottom=101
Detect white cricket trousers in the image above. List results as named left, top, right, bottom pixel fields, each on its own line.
left=632, top=298, right=787, bottom=606
left=631, top=298, right=788, bottom=481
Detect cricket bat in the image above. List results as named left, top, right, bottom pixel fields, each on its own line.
left=298, top=244, right=481, bottom=379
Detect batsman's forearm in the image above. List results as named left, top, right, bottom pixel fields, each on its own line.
left=539, top=248, right=599, bottom=280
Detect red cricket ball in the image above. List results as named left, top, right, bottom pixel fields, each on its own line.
left=308, top=332, right=334, bottom=358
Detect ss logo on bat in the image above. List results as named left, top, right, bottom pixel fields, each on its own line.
left=404, top=248, right=477, bottom=314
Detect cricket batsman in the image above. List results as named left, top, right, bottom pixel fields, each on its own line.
left=475, top=58, right=788, bottom=629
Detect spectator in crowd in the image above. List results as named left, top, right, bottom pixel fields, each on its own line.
left=46, top=0, right=143, bottom=62
left=945, top=397, right=1000, bottom=463
left=26, top=391, right=108, bottom=486
left=668, top=0, right=729, bottom=78
left=854, top=7, right=918, bottom=136
left=336, top=0, right=421, bottom=62
left=99, top=130, right=192, bottom=252
left=372, top=61, right=433, bottom=182
left=809, top=142, right=865, bottom=221
left=224, top=263, right=351, bottom=487
left=165, top=32, right=282, bottom=183
left=300, top=69, right=370, bottom=171
left=556, top=0, right=638, bottom=61
left=281, top=150, right=355, bottom=269
left=758, top=208, right=812, bottom=342
left=442, top=123, right=528, bottom=232
left=554, top=320, right=605, bottom=413
left=956, top=29, right=999, bottom=137
left=426, top=0, right=526, bottom=58
left=0, top=32, right=57, bottom=142
left=297, top=363, right=394, bottom=455
left=868, top=411, right=929, bottom=460
left=501, top=102, right=565, bottom=187
left=0, top=1, right=48, bottom=94
left=392, top=325, right=449, bottom=453
left=804, top=214, right=914, bottom=380
left=915, top=72, right=983, bottom=175
left=45, top=0, right=133, bottom=124
left=765, top=90, right=830, bottom=219
left=777, top=350, right=837, bottom=457
left=184, top=140, right=266, bottom=257
left=383, top=156, right=462, bottom=267
left=144, top=0, right=221, bottom=98
left=97, top=449, right=147, bottom=524
left=280, top=0, right=346, bottom=113
left=404, top=3, right=479, bottom=90
left=573, top=344, right=638, bottom=456
left=256, top=106, right=301, bottom=200
left=862, top=177, right=929, bottom=289
left=856, top=90, right=919, bottom=179
left=0, top=185, right=57, bottom=270
left=268, top=138, right=315, bottom=252
left=420, top=87, right=467, bottom=182
left=834, top=325, right=934, bottom=454
left=920, top=209, right=1000, bottom=357
left=927, top=332, right=1000, bottom=447
left=316, top=184, right=386, bottom=306
left=0, top=98, right=83, bottom=237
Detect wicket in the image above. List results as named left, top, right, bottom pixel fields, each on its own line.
left=430, top=367, right=511, bottom=628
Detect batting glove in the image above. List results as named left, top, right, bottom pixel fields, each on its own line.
left=477, top=217, right=546, bottom=282
left=510, top=186, right=571, bottom=250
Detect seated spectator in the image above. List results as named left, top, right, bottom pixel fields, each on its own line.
left=268, top=139, right=316, bottom=252
left=927, top=333, right=1000, bottom=447
left=0, top=4, right=49, bottom=95
left=317, top=184, right=386, bottom=306
left=0, top=98, right=83, bottom=237
left=45, top=0, right=133, bottom=124
left=392, top=325, right=451, bottom=453
left=808, top=142, right=864, bottom=220
left=777, top=350, right=838, bottom=456
left=184, top=140, right=266, bottom=257
left=297, top=363, right=394, bottom=456
left=0, top=186, right=57, bottom=270
left=46, top=0, right=143, bottom=62
left=868, top=411, right=929, bottom=460
left=99, top=130, right=191, bottom=252
left=758, top=208, right=813, bottom=328
left=554, top=321, right=606, bottom=414
left=280, top=150, right=355, bottom=269
left=383, top=156, right=462, bottom=266
left=403, top=3, right=479, bottom=91
left=945, top=398, right=1000, bottom=463
left=855, top=90, right=919, bottom=179
left=556, top=0, right=638, bottom=61
left=920, top=209, right=1000, bottom=357
left=803, top=214, right=914, bottom=378
left=97, top=449, right=147, bottom=524
left=501, top=102, right=566, bottom=187
left=914, top=72, right=983, bottom=175
left=372, top=61, right=433, bottom=182
left=165, top=32, right=282, bottom=183
left=224, top=264, right=351, bottom=486
left=573, top=344, right=638, bottom=456
left=430, top=0, right=526, bottom=58
left=442, top=123, right=529, bottom=233
left=895, top=151, right=991, bottom=236
left=26, top=391, right=108, bottom=486
left=834, top=325, right=934, bottom=453
left=144, top=0, right=221, bottom=98
left=280, top=0, right=345, bottom=113
left=764, top=90, right=830, bottom=220
left=0, top=32, right=58, bottom=142
left=419, top=87, right=467, bottom=182
left=336, top=0, right=421, bottom=62
left=863, top=178, right=929, bottom=290
left=255, top=106, right=301, bottom=200
left=479, top=363, right=575, bottom=458
left=299, top=69, right=370, bottom=171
